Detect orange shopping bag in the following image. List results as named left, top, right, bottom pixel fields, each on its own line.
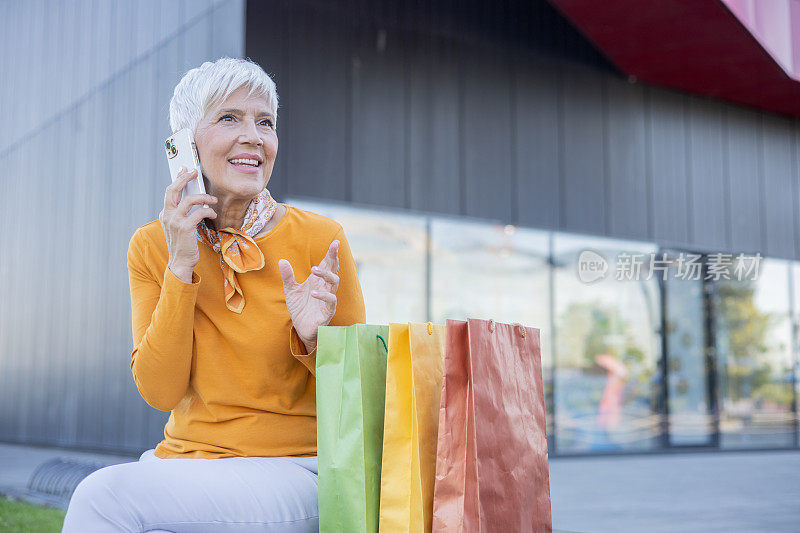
left=433, top=318, right=552, bottom=532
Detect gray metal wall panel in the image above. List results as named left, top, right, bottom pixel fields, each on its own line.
left=180, top=12, right=213, bottom=78
left=43, top=1, right=60, bottom=119
left=27, top=0, right=47, bottom=153
left=82, top=86, right=112, bottom=448
left=101, top=68, right=123, bottom=449
left=135, top=1, right=158, bottom=58
left=212, top=0, right=245, bottom=61
left=73, top=1, right=95, bottom=113
left=688, top=97, right=728, bottom=251
left=649, top=89, right=691, bottom=247
left=11, top=144, right=27, bottom=441
left=61, top=1, right=79, bottom=115
left=560, top=61, right=606, bottom=234
left=283, top=4, right=350, bottom=203
left=726, top=107, right=763, bottom=253
left=514, top=50, right=561, bottom=229
left=0, top=150, right=9, bottom=439
left=63, top=101, right=92, bottom=445
left=159, top=1, right=182, bottom=48
left=183, top=0, right=215, bottom=22
left=761, top=114, right=797, bottom=258
left=44, top=116, right=70, bottom=445
left=0, top=1, right=9, bottom=120
left=21, top=134, right=42, bottom=442
left=0, top=149, right=21, bottom=441
left=0, top=0, right=231, bottom=154
left=408, top=36, right=461, bottom=216
left=0, top=0, right=245, bottom=452
left=350, top=28, right=408, bottom=208
left=58, top=112, right=78, bottom=444
left=462, top=42, right=514, bottom=221
left=605, top=75, right=649, bottom=240
left=7, top=143, right=22, bottom=439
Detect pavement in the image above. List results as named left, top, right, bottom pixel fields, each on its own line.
left=548, top=449, right=800, bottom=533
left=1, top=442, right=798, bottom=532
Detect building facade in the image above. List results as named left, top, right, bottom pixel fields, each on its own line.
left=0, top=0, right=798, bottom=456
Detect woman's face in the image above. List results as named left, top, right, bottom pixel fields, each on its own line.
left=193, top=85, right=278, bottom=201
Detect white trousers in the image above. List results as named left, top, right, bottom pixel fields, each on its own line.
left=61, top=449, right=319, bottom=532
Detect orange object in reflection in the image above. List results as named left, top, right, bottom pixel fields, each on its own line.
left=595, top=353, right=629, bottom=431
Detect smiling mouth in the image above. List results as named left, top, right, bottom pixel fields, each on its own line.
left=228, top=159, right=261, bottom=167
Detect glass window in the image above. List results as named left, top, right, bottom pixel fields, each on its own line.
left=794, top=263, right=800, bottom=447
left=287, top=199, right=427, bottom=324
left=663, top=257, right=714, bottom=447
left=552, top=234, right=662, bottom=453
left=716, top=258, right=795, bottom=448
left=429, top=218, right=553, bottom=438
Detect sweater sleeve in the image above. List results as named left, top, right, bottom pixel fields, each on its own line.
left=127, top=232, right=199, bottom=411
left=289, top=225, right=366, bottom=375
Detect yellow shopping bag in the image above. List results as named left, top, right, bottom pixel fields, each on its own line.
left=379, top=322, right=445, bottom=533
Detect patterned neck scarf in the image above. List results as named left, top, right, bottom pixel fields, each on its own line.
left=196, top=187, right=279, bottom=313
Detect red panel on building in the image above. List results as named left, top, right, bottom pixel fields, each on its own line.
left=547, top=0, right=800, bottom=117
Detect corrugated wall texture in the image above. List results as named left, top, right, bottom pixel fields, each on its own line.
left=0, top=0, right=245, bottom=453
left=253, top=0, right=800, bottom=260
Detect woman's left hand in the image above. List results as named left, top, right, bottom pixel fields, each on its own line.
left=278, top=240, right=340, bottom=352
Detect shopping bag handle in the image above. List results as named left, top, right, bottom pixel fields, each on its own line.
left=488, top=319, right=526, bottom=338
left=376, top=334, right=388, bottom=352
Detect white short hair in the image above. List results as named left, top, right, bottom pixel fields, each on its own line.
left=169, top=56, right=279, bottom=134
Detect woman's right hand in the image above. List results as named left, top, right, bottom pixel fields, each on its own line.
left=159, top=167, right=217, bottom=283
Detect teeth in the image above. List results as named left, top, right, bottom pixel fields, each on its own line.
left=229, top=158, right=259, bottom=166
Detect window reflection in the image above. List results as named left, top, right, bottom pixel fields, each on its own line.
left=552, top=234, right=661, bottom=452
left=663, top=260, right=714, bottom=446
left=794, top=264, right=800, bottom=446
left=285, top=197, right=800, bottom=455
left=287, top=198, right=427, bottom=324
left=429, top=218, right=553, bottom=438
left=716, top=258, right=794, bottom=448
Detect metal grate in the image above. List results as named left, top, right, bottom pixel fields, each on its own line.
left=21, top=458, right=106, bottom=508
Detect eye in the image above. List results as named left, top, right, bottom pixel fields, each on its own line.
left=260, top=118, right=275, bottom=129
left=220, top=114, right=235, bottom=122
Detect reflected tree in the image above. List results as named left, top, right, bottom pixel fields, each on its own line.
left=716, top=280, right=791, bottom=409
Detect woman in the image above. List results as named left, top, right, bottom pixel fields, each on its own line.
left=62, top=57, right=365, bottom=532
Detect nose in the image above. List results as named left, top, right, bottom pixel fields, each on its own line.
left=238, top=117, right=262, bottom=146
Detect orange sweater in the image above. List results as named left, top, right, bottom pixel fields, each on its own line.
left=126, top=204, right=366, bottom=458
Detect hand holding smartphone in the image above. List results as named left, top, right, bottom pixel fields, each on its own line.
left=164, top=128, right=208, bottom=216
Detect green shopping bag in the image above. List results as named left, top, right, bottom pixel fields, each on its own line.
left=317, top=324, right=390, bottom=533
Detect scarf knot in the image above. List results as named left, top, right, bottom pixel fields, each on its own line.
left=196, top=188, right=278, bottom=313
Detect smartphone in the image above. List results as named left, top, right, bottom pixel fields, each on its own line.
left=164, top=128, right=208, bottom=216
